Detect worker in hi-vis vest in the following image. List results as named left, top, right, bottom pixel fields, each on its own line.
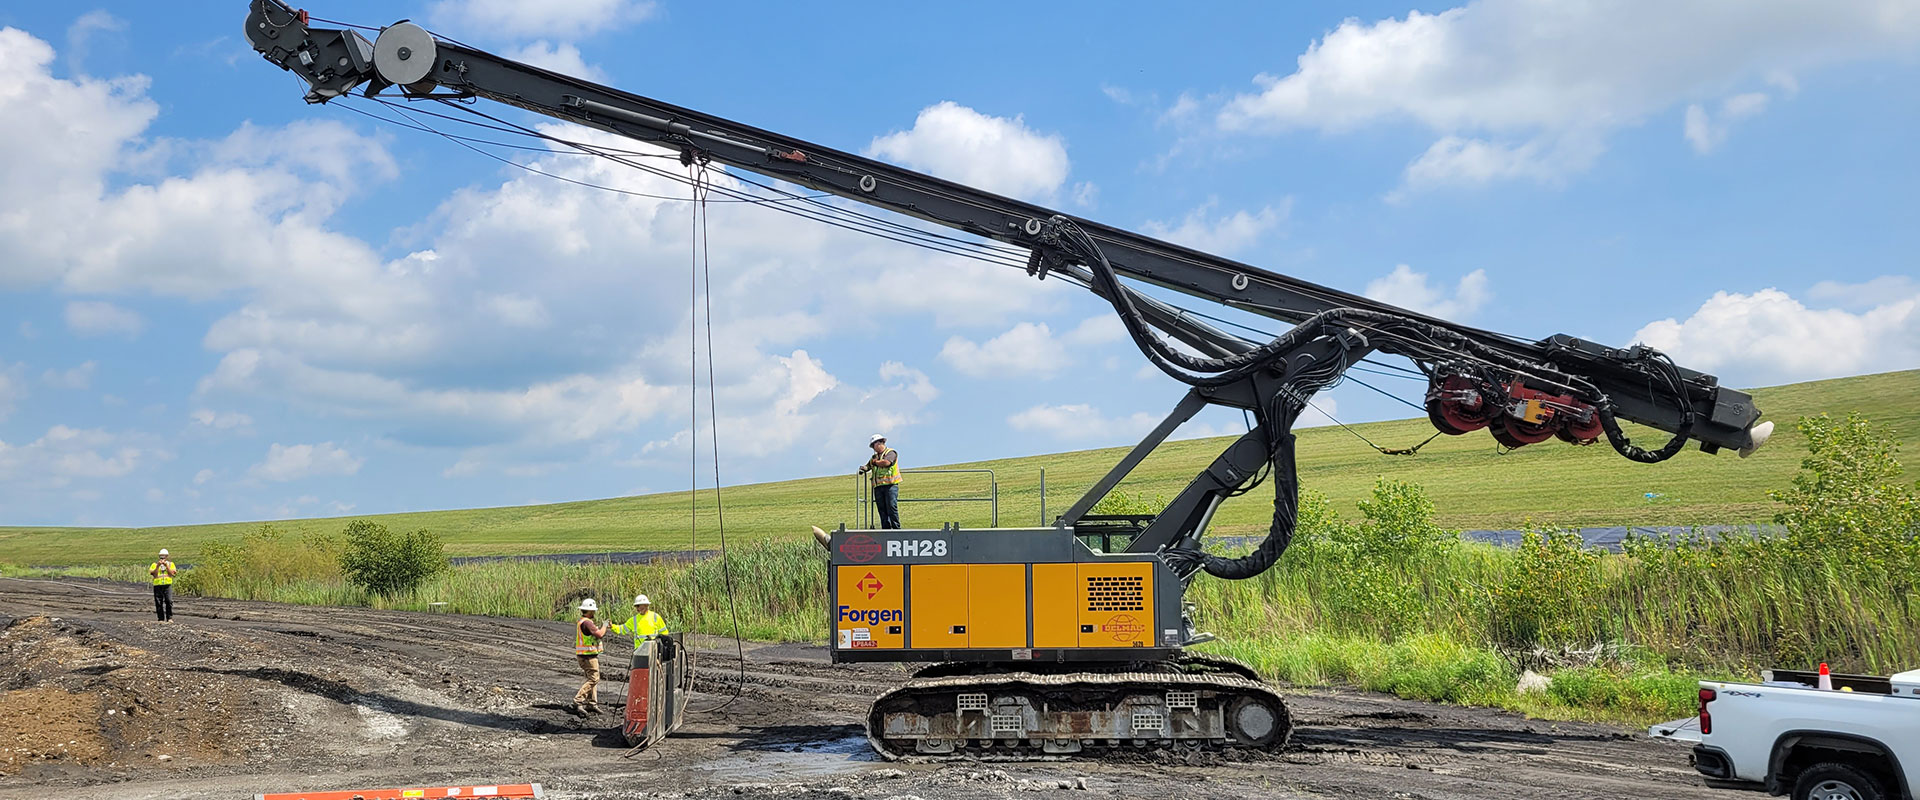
left=858, top=433, right=903, bottom=529
left=610, top=594, right=669, bottom=646
left=148, top=549, right=178, bottom=622
left=572, top=598, right=610, bottom=715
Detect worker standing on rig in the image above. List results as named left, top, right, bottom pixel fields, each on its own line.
left=148, top=549, right=177, bottom=622
left=610, top=594, right=669, bottom=645
left=858, top=434, right=903, bottom=529
left=572, top=598, right=610, bottom=715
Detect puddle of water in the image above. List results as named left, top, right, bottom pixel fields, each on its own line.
left=700, top=734, right=878, bottom=780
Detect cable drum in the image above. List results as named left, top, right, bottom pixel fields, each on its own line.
left=372, top=21, right=436, bottom=86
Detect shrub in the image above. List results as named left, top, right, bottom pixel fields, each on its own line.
left=1770, top=413, right=1920, bottom=576
left=177, top=524, right=340, bottom=599
left=1088, top=488, right=1169, bottom=516
left=337, top=520, right=449, bottom=597
left=1494, top=528, right=1601, bottom=647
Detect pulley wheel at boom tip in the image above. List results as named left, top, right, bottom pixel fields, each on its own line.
left=372, top=21, right=436, bottom=86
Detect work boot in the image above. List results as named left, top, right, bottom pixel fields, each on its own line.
left=586, top=703, right=603, bottom=714
left=570, top=702, right=588, bottom=716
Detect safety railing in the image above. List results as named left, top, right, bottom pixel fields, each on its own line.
left=856, top=468, right=999, bottom=528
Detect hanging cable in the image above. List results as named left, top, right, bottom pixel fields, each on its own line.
left=686, top=162, right=746, bottom=714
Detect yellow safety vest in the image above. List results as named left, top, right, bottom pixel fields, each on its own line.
left=869, top=449, right=902, bottom=486
left=149, top=562, right=175, bottom=586
left=613, top=611, right=669, bottom=643
left=574, top=618, right=603, bottom=655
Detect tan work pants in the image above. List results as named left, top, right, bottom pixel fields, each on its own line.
left=574, top=655, right=601, bottom=705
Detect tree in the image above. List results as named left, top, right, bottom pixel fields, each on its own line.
left=337, top=520, right=449, bottom=597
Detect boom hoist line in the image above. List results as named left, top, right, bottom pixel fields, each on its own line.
left=244, top=2, right=1777, bottom=759
left=240, top=1, right=1771, bottom=581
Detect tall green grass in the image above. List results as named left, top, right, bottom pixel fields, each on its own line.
left=8, top=412, right=1912, bottom=727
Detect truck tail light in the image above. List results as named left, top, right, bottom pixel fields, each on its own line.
left=1697, top=687, right=1716, bottom=735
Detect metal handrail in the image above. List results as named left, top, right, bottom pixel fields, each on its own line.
left=857, top=468, right=999, bottom=528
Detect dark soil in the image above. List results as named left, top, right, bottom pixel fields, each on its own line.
left=0, top=576, right=1740, bottom=799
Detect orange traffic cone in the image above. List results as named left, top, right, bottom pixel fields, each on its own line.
left=1817, top=662, right=1833, bottom=690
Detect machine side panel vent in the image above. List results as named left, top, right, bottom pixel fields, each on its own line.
left=1085, top=575, right=1145, bottom=612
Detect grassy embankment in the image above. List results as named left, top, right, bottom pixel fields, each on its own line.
left=3, top=370, right=1916, bottom=726
left=3, top=370, right=1915, bottom=566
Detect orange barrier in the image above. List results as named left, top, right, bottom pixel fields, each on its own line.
left=257, top=783, right=542, bottom=800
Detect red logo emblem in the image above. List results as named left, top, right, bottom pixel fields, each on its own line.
left=1102, top=614, right=1145, bottom=641
left=857, top=572, right=885, bottom=599
left=839, top=534, right=881, bottom=563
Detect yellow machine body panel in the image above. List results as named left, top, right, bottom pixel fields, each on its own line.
left=1030, top=562, right=1080, bottom=648
left=966, top=564, right=1028, bottom=648
left=909, top=564, right=970, bottom=649
left=827, top=529, right=1175, bottom=659
left=1077, top=561, right=1154, bottom=647
left=835, top=564, right=904, bottom=651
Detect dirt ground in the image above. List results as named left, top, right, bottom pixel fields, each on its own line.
left=0, top=576, right=1744, bottom=800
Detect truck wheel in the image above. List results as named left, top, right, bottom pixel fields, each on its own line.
left=1792, top=762, right=1885, bottom=800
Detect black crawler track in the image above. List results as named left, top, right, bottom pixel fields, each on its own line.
left=868, top=655, right=1289, bottom=761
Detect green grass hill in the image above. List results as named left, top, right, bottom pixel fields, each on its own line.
left=3, top=369, right=1914, bottom=566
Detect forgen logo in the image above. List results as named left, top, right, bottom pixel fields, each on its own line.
left=838, top=534, right=882, bottom=563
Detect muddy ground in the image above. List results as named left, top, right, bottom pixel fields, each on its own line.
left=0, top=576, right=1742, bottom=800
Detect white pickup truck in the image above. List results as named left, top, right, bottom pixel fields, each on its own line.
left=1650, top=667, right=1919, bottom=800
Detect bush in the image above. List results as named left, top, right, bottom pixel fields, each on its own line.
left=177, top=524, right=340, bottom=599
left=1494, top=528, right=1601, bottom=648
left=1088, top=488, right=1169, bottom=516
left=1770, top=413, right=1920, bottom=576
left=338, top=520, right=449, bottom=597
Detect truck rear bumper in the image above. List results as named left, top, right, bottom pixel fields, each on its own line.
left=1692, top=745, right=1734, bottom=780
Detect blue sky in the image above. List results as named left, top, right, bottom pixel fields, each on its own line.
left=0, top=1, right=1915, bottom=527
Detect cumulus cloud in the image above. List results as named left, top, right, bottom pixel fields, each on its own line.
left=64, top=300, right=144, bottom=338
left=1633, top=279, right=1920, bottom=386
left=1363, top=265, right=1491, bottom=319
left=1008, top=403, right=1160, bottom=443
left=502, top=41, right=605, bottom=81
left=189, top=408, right=254, bottom=431
left=939, top=316, right=1128, bottom=379
left=0, top=425, right=158, bottom=485
left=250, top=442, right=364, bottom=482
left=1216, top=0, right=1920, bottom=192
left=1141, top=199, right=1290, bottom=256
left=42, top=361, right=96, bottom=390
left=428, top=0, right=657, bottom=39
left=1684, top=92, right=1772, bottom=154
left=867, top=101, right=1071, bottom=201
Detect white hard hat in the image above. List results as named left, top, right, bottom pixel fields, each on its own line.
left=158, top=548, right=169, bottom=556
left=869, top=433, right=887, bottom=444
left=578, top=598, right=598, bottom=612
left=633, top=594, right=651, bottom=606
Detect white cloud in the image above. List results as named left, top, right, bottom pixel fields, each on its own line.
left=249, top=442, right=364, bottom=482
left=1808, top=275, right=1918, bottom=309
left=1216, top=0, right=1920, bottom=191
left=867, top=101, right=1071, bottom=201
left=1684, top=92, right=1772, bottom=154
left=502, top=41, right=605, bottom=81
left=940, top=323, right=1072, bottom=379
left=1364, top=265, right=1491, bottom=319
left=42, top=361, right=96, bottom=390
left=1009, top=403, right=1159, bottom=443
left=1633, top=281, right=1920, bottom=386
left=0, top=425, right=158, bottom=484
left=64, top=300, right=144, bottom=338
left=1142, top=199, right=1290, bottom=256
left=428, top=0, right=657, bottom=39
left=64, top=10, right=125, bottom=75
left=939, top=316, right=1126, bottom=379
left=192, top=468, right=214, bottom=486
left=189, top=408, right=254, bottom=431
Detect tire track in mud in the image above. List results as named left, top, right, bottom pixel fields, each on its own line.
left=1, top=578, right=1748, bottom=800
